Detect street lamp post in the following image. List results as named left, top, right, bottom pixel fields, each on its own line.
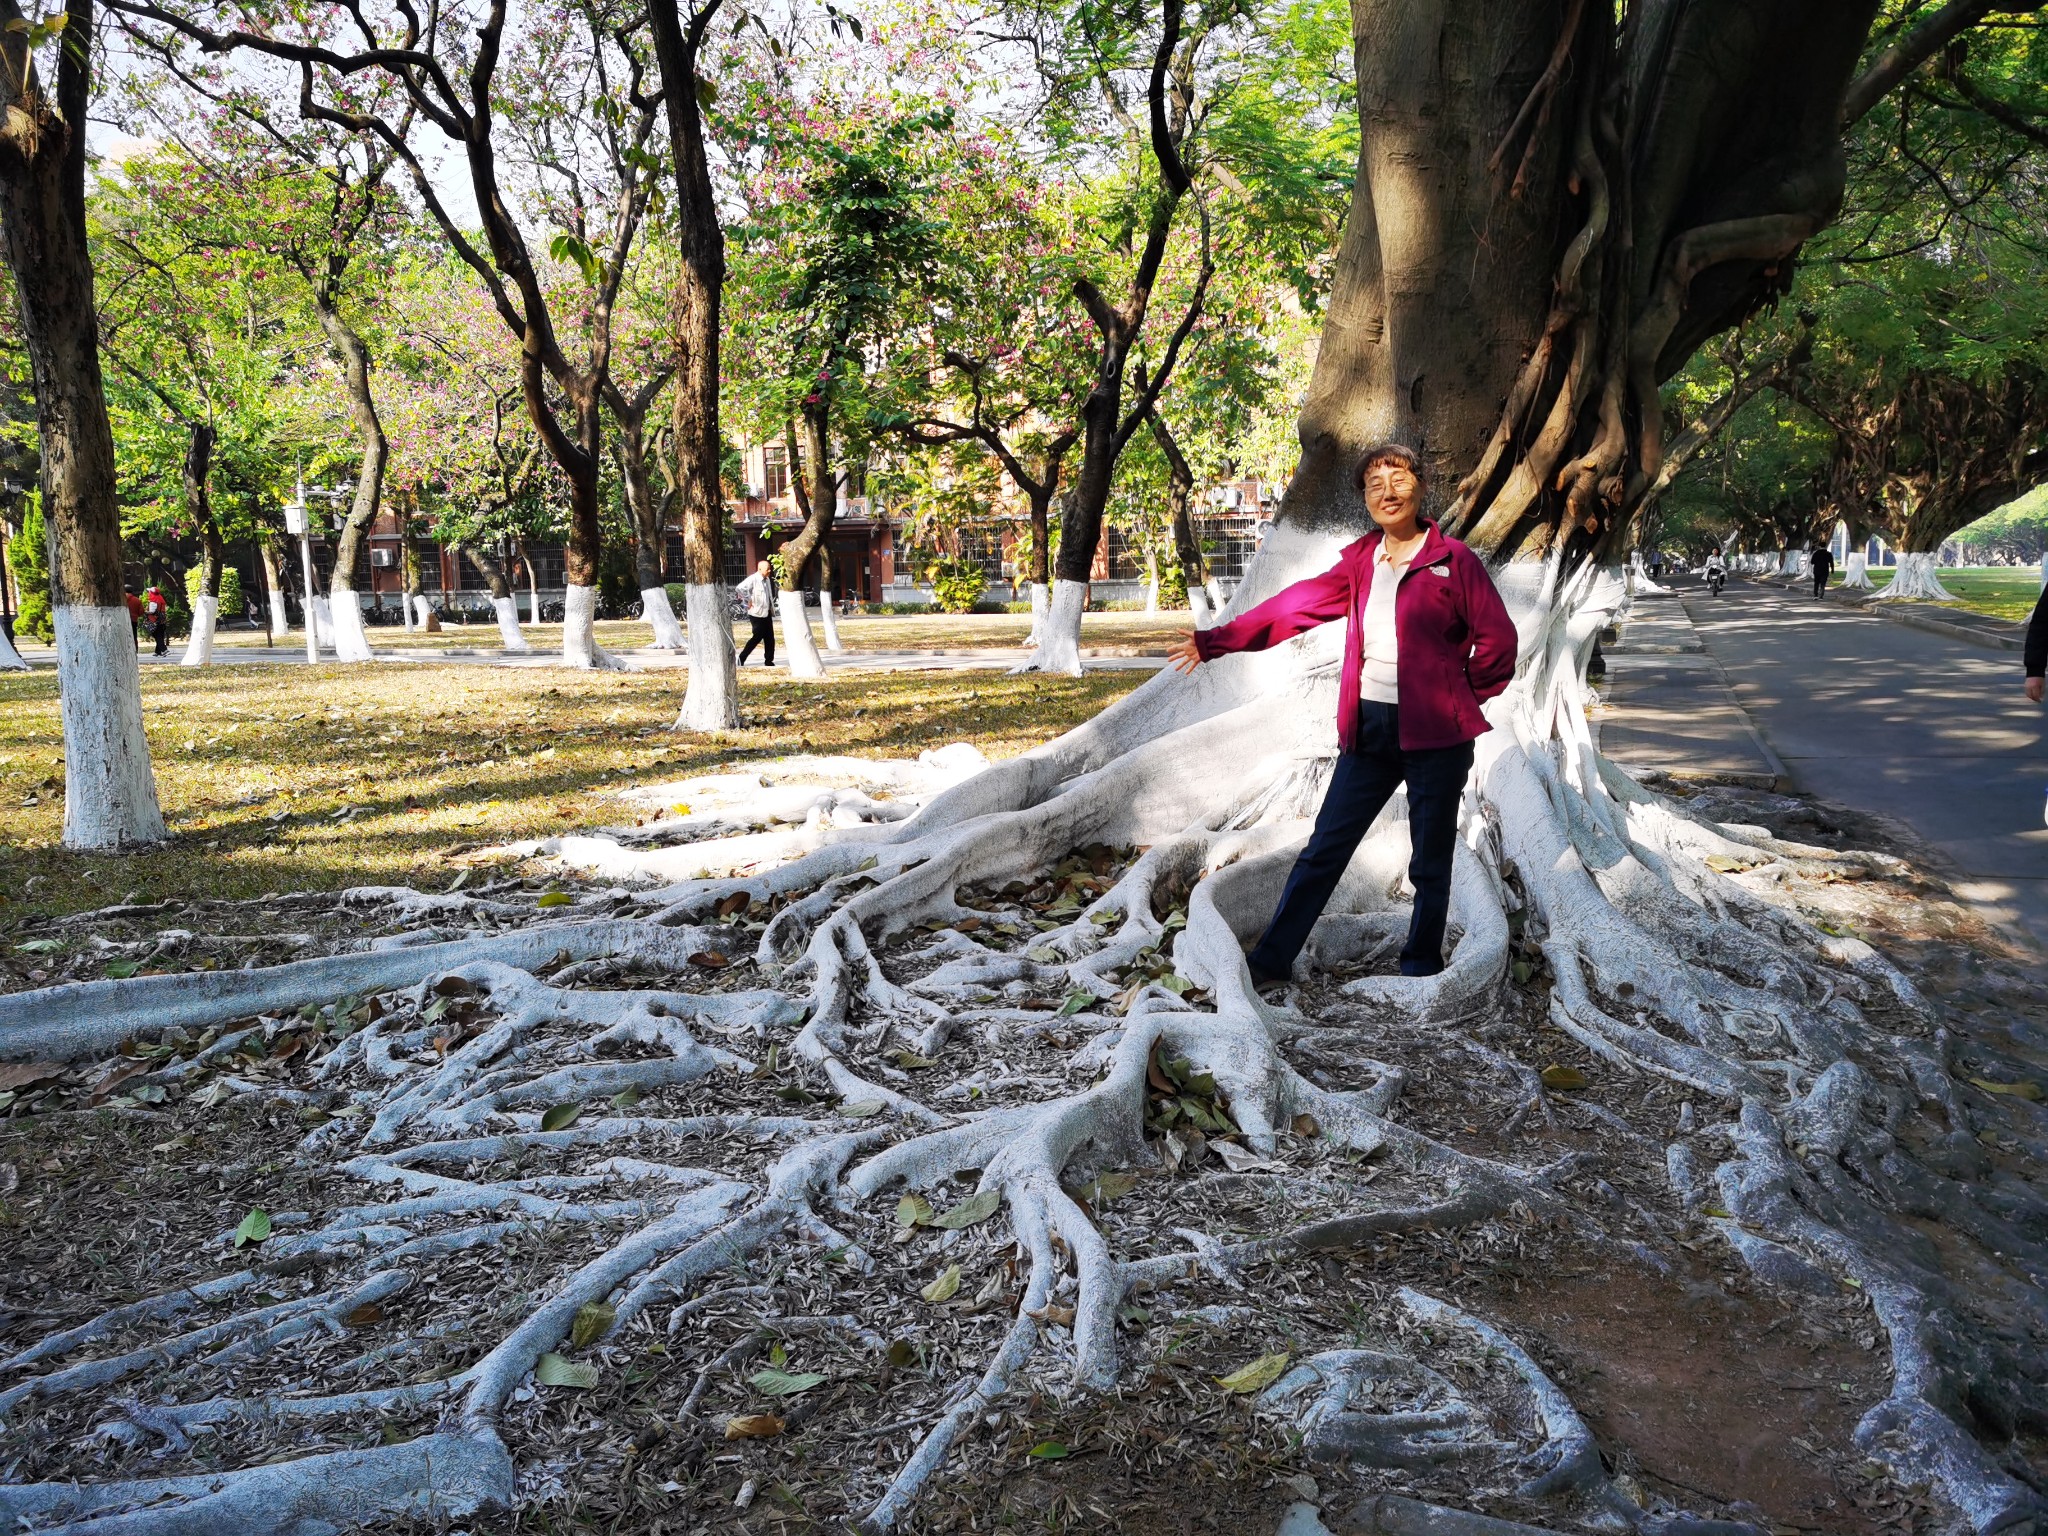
left=285, top=479, right=319, bottom=665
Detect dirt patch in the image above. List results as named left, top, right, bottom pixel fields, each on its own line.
left=1468, top=1255, right=1896, bottom=1533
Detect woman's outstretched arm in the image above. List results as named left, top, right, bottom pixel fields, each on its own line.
left=1175, top=557, right=1354, bottom=669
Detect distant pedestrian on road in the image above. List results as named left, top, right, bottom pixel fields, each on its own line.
left=735, top=559, right=777, bottom=667
left=124, top=589, right=142, bottom=648
left=2026, top=580, right=2046, bottom=703
left=1810, top=544, right=1833, bottom=598
left=140, top=585, right=170, bottom=657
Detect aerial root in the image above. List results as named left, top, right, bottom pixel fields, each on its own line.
left=0, top=1431, right=515, bottom=1536
left=0, top=918, right=739, bottom=1063
left=1257, top=1347, right=1514, bottom=1467
left=1712, top=1103, right=2048, bottom=1535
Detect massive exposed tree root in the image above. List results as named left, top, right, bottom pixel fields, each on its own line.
left=1, top=568, right=2042, bottom=1534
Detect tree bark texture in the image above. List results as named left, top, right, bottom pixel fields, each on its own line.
left=1278, top=0, right=1892, bottom=583
left=0, top=0, right=166, bottom=845
left=643, top=0, right=742, bottom=729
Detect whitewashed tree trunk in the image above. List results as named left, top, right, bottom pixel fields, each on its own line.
left=1872, top=551, right=1956, bottom=602
left=1840, top=551, right=1872, bottom=589
left=53, top=605, right=167, bottom=848
left=1204, top=576, right=1225, bottom=613
left=1024, top=580, right=1049, bottom=645
left=177, top=594, right=218, bottom=667
left=0, top=625, right=28, bottom=670
left=817, top=591, right=844, bottom=653
left=1144, top=550, right=1160, bottom=612
left=641, top=586, right=687, bottom=650
left=260, top=543, right=292, bottom=640
left=560, top=584, right=625, bottom=670
left=777, top=587, right=826, bottom=678
left=413, top=594, right=436, bottom=628
left=309, top=595, right=334, bottom=652
left=1187, top=585, right=1214, bottom=628
left=676, top=584, right=740, bottom=731
left=1012, top=577, right=1087, bottom=676
left=400, top=590, right=418, bottom=632
left=491, top=595, right=532, bottom=652
left=328, top=592, right=373, bottom=663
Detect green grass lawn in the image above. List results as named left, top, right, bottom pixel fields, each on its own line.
left=1836, top=565, right=2044, bottom=623
left=191, top=608, right=1195, bottom=657
left=0, top=662, right=1150, bottom=923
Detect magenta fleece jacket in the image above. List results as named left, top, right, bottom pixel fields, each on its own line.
left=1193, top=522, right=1518, bottom=752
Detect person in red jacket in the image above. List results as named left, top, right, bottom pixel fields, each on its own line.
left=1168, top=443, right=1518, bottom=981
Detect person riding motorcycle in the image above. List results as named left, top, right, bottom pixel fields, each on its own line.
left=1704, top=550, right=1726, bottom=596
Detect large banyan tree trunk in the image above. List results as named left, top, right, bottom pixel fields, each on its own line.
left=2, top=4, right=2043, bottom=1534
left=0, top=0, right=166, bottom=848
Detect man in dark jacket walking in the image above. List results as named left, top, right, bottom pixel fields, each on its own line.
left=1809, top=544, right=1833, bottom=598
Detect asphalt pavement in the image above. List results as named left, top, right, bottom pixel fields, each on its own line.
left=1682, top=576, right=2048, bottom=955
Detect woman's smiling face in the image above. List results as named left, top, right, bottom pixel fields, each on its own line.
left=1363, top=460, right=1422, bottom=537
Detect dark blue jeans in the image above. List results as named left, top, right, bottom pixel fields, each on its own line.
left=1248, top=701, right=1474, bottom=980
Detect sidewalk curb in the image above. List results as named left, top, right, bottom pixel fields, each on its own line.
left=1701, top=648, right=1794, bottom=793
left=1873, top=607, right=2025, bottom=652
left=1739, top=575, right=2030, bottom=652
left=1606, top=593, right=1792, bottom=793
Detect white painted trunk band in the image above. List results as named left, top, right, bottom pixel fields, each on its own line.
left=561, top=584, right=624, bottom=670
left=641, top=586, right=687, bottom=650
left=1872, top=551, right=1955, bottom=602
left=777, top=587, right=826, bottom=678
left=328, top=590, right=372, bottom=663
left=677, top=583, right=740, bottom=731
left=492, top=595, right=532, bottom=652
left=1016, top=579, right=1086, bottom=676
left=54, top=604, right=167, bottom=849
left=178, top=593, right=218, bottom=666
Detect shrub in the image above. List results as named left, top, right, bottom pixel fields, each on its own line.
left=664, top=582, right=688, bottom=613
left=9, top=499, right=52, bottom=643
left=1158, top=564, right=1188, bottom=608
left=185, top=562, right=244, bottom=620
left=930, top=559, right=987, bottom=614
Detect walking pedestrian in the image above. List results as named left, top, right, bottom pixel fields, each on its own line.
left=735, top=559, right=778, bottom=667
left=1167, top=443, right=1517, bottom=982
left=140, top=585, right=170, bottom=657
left=124, top=589, right=142, bottom=649
left=1810, top=543, right=1834, bottom=598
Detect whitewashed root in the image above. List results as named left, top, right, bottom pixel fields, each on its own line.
left=0, top=669, right=2039, bottom=1536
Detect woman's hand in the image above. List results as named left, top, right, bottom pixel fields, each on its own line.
left=1167, top=633, right=1204, bottom=674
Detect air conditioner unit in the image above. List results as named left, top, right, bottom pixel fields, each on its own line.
left=370, top=548, right=398, bottom=567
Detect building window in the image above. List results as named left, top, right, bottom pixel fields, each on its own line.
left=763, top=444, right=790, bottom=500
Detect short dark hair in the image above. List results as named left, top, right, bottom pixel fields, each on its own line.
left=1354, top=442, right=1427, bottom=491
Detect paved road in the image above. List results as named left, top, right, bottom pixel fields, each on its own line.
left=1684, top=577, right=2048, bottom=954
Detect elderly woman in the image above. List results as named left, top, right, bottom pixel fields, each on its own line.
left=1169, top=444, right=1517, bottom=982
